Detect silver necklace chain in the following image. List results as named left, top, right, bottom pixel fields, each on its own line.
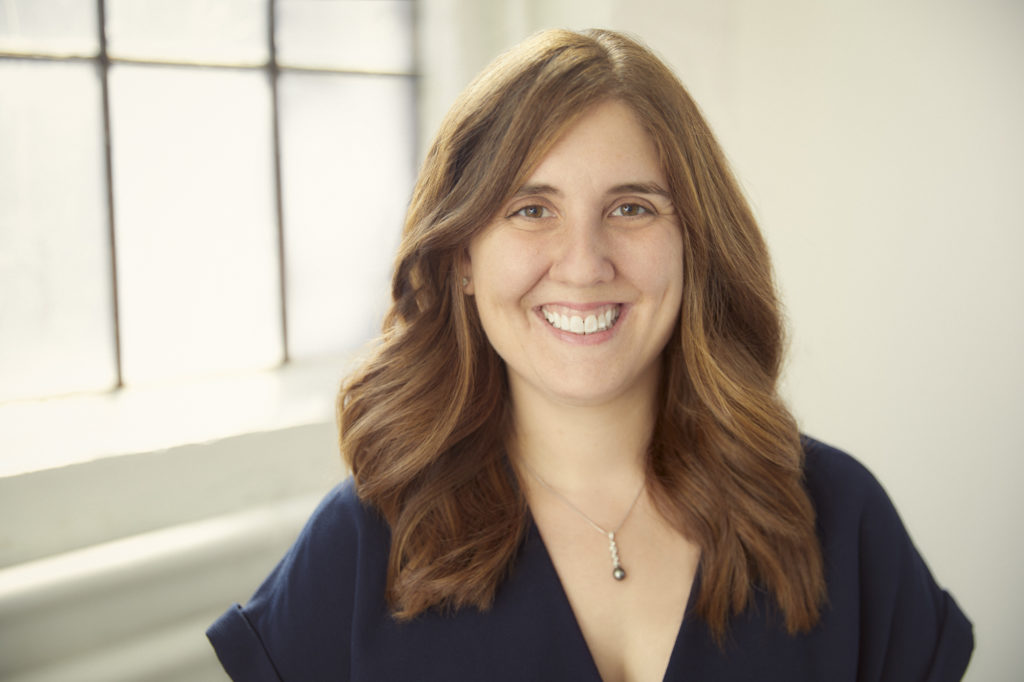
left=521, top=460, right=645, bottom=581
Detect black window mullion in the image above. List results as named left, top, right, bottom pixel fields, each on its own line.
left=0, top=2, right=418, bottom=397
left=268, top=0, right=289, bottom=365
left=97, top=0, right=123, bottom=389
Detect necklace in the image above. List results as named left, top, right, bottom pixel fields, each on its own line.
left=522, top=461, right=645, bottom=581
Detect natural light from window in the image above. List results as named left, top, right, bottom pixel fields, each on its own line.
left=0, top=0, right=416, bottom=472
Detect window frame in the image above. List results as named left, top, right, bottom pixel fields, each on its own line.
left=0, top=0, right=418, bottom=406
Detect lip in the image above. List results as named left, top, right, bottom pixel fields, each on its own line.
left=534, top=302, right=627, bottom=344
left=540, top=301, right=619, bottom=313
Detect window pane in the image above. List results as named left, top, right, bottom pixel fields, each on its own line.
left=0, top=0, right=98, bottom=57
left=109, top=64, right=282, bottom=384
left=106, top=0, right=268, bottom=65
left=279, top=73, right=415, bottom=359
left=0, top=60, right=117, bottom=402
left=276, top=0, right=414, bottom=73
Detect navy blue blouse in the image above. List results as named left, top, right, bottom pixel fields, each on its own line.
left=208, top=439, right=973, bottom=680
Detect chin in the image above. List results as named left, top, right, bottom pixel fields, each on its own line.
left=542, top=382, right=637, bottom=408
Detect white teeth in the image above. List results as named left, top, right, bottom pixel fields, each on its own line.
left=542, top=306, right=620, bottom=335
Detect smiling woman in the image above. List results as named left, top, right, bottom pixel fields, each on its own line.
left=207, top=29, right=973, bottom=682
left=466, top=100, right=684, bottom=409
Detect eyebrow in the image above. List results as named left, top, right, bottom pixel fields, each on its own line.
left=608, top=182, right=672, bottom=199
left=510, top=184, right=561, bottom=199
left=509, top=182, right=672, bottom=200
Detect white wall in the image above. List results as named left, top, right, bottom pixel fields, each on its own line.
left=0, top=422, right=340, bottom=681
left=420, top=1, right=1023, bottom=679
left=640, top=4, right=1022, bottom=680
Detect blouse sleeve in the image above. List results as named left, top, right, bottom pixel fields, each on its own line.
left=206, top=604, right=284, bottom=681
left=854, top=466, right=974, bottom=681
left=804, top=439, right=974, bottom=682
left=206, top=479, right=373, bottom=681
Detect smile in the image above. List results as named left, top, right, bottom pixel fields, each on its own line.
left=541, top=304, right=621, bottom=335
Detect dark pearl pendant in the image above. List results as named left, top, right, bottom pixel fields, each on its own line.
left=608, top=532, right=626, bottom=581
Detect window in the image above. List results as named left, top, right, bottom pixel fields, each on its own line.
left=0, top=0, right=416, bottom=403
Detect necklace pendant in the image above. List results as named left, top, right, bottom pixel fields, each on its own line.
left=522, top=462, right=643, bottom=585
left=608, top=532, right=626, bottom=581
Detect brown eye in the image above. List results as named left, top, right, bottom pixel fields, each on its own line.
left=512, top=205, right=550, bottom=219
left=611, top=203, right=649, bottom=217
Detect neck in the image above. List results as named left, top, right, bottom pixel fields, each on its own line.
left=509, top=381, right=658, bottom=496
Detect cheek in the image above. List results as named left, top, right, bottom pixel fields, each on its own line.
left=470, top=234, right=548, bottom=304
left=659, top=250, right=685, bottom=298
left=631, top=232, right=684, bottom=299
left=468, top=239, right=544, bottom=360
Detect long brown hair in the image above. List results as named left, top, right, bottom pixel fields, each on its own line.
left=338, top=28, right=825, bottom=640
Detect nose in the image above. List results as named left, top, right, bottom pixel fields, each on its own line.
left=548, top=211, right=615, bottom=286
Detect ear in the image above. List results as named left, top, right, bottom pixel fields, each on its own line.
left=459, top=251, right=475, bottom=295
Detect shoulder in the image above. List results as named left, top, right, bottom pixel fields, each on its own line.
left=261, top=478, right=388, bottom=596
left=294, top=477, right=385, bottom=553
left=799, top=434, right=928, bottom=586
left=208, top=478, right=391, bottom=681
left=798, top=436, right=974, bottom=681
left=800, top=435, right=886, bottom=507
left=799, top=435, right=928, bottom=556
left=799, top=436, right=942, bottom=573
left=258, top=476, right=390, bottom=619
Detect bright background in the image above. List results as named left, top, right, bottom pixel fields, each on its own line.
left=1, top=1, right=1020, bottom=680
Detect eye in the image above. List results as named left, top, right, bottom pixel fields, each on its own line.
left=610, top=203, right=651, bottom=218
left=510, top=205, right=552, bottom=219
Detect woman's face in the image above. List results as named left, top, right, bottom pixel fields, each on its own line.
left=466, top=99, right=684, bottom=409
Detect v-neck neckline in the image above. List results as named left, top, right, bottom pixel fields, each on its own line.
left=522, top=514, right=703, bottom=682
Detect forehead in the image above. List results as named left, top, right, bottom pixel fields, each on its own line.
left=523, top=99, right=666, bottom=187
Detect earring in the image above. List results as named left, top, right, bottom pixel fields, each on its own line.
left=461, top=276, right=470, bottom=287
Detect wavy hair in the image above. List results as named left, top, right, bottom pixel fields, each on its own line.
left=338, top=28, right=825, bottom=640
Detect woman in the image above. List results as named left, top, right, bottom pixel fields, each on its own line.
left=208, top=29, right=973, bottom=681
